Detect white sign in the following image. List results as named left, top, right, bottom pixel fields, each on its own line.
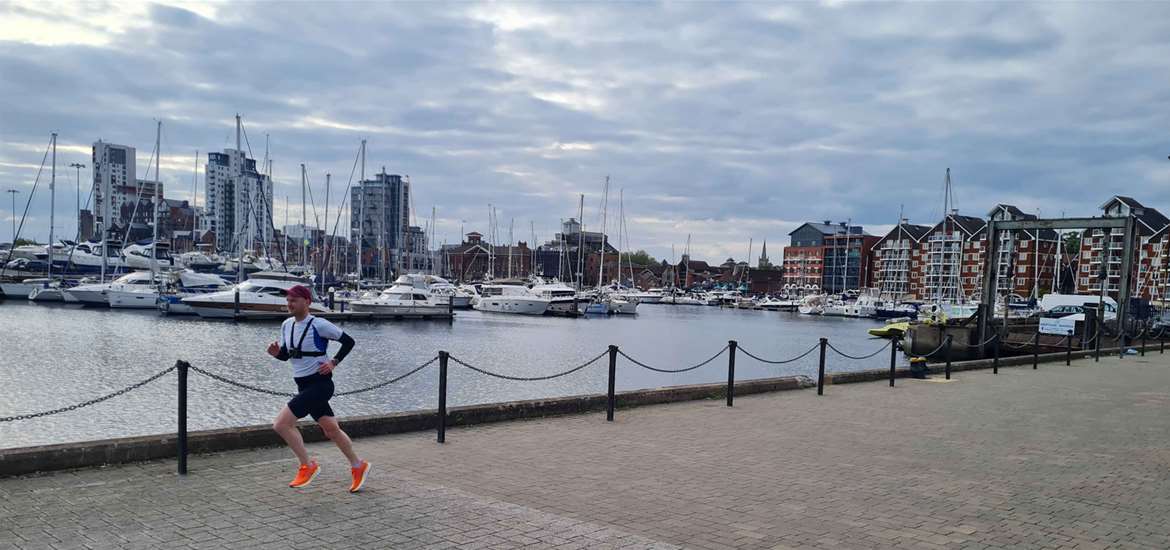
left=1040, top=316, right=1078, bottom=336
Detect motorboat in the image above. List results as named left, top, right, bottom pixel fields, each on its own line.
left=875, top=302, right=919, bottom=320
left=224, top=254, right=285, bottom=275
left=181, top=271, right=326, bottom=319
left=349, top=280, right=454, bottom=317
left=51, top=240, right=128, bottom=274
left=530, top=280, right=585, bottom=316
left=423, top=275, right=474, bottom=308
left=606, top=294, right=638, bottom=315
left=29, top=279, right=68, bottom=302
left=122, top=240, right=175, bottom=270
left=626, top=288, right=664, bottom=304
left=115, top=270, right=228, bottom=311
left=759, top=296, right=798, bottom=311
left=868, top=321, right=910, bottom=339
left=178, top=246, right=224, bottom=272
left=9, top=244, right=48, bottom=262
left=1, top=277, right=56, bottom=300
left=797, top=294, right=825, bottom=315
left=64, top=270, right=160, bottom=306
left=473, top=283, right=549, bottom=315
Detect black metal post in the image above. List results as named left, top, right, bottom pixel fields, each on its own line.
left=437, top=351, right=448, bottom=443
left=1033, top=326, right=1040, bottom=370
left=177, top=360, right=188, bottom=475
left=992, top=332, right=1000, bottom=374
left=817, top=338, right=827, bottom=396
left=726, top=340, right=737, bottom=407
left=1066, top=330, right=1072, bottom=366
left=448, top=295, right=454, bottom=318
left=1141, top=326, right=1146, bottom=357
left=889, top=337, right=898, bottom=387
left=607, top=345, right=618, bottom=421
left=944, top=335, right=953, bottom=380
left=1094, top=327, right=1101, bottom=362
left=233, top=288, right=240, bottom=319
left=1161, top=332, right=1165, bottom=354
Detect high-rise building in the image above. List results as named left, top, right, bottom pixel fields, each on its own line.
left=204, top=149, right=273, bottom=252
left=91, top=141, right=134, bottom=239
left=350, top=170, right=410, bottom=278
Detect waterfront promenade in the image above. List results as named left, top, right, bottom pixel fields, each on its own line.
left=2, top=354, right=1169, bottom=549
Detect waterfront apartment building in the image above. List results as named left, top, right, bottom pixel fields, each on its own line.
left=783, top=221, right=874, bottom=293
left=533, top=218, right=617, bottom=283
left=984, top=204, right=1060, bottom=300
left=871, top=204, right=1063, bottom=302
left=90, top=141, right=164, bottom=242
left=1074, top=196, right=1170, bottom=301
left=204, top=149, right=273, bottom=253
left=350, top=170, right=410, bottom=279
left=869, top=221, right=931, bottom=300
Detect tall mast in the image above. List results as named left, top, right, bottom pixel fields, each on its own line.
left=47, top=133, right=56, bottom=279
left=150, top=120, right=161, bottom=279
left=357, top=139, right=365, bottom=287
left=300, top=164, right=307, bottom=270
left=597, top=176, right=609, bottom=290
left=234, top=114, right=243, bottom=283
left=283, top=194, right=289, bottom=262
left=576, top=194, right=584, bottom=288
left=324, top=173, right=331, bottom=292
left=508, top=218, right=514, bottom=279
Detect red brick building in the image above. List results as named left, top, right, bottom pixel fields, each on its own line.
left=1074, top=196, right=1170, bottom=300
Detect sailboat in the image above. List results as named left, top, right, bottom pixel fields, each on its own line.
left=27, top=133, right=67, bottom=301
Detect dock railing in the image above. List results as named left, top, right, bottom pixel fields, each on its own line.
left=2, top=326, right=1166, bottom=475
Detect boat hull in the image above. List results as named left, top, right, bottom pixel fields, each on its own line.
left=65, top=287, right=110, bottom=306
left=474, top=298, right=549, bottom=315
left=348, top=302, right=453, bottom=317
left=29, top=287, right=65, bottom=302
left=0, top=283, right=38, bottom=299
left=107, top=290, right=160, bottom=309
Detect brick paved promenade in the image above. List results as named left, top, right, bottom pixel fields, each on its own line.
left=2, top=353, right=1169, bottom=549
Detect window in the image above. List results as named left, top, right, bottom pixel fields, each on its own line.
left=1019, top=253, right=1028, bottom=262
left=1018, top=265, right=1026, bottom=274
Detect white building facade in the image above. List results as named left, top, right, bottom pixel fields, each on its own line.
left=204, top=149, right=273, bottom=253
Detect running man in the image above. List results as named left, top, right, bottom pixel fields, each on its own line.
left=266, top=284, right=371, bottom=492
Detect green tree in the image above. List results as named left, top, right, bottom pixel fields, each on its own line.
left=1063, top=232, right=1081, bottom=256
left=620, top=249, right=656, bottom=266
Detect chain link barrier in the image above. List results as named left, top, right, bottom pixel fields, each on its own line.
left=617, top=345, right=728, bottom=373
left=909, top=339, right=950, bottom=359
left=335, top=357, right=439, bottom=396
left=826, top=340, right=892, bottom=360
left=736, top=342, right=820, bottom=365
left=0, top=364, right=177, bottom=422
left=188, top=356, right=441, bottom=398
left=448, top=350, right=609, bottom=381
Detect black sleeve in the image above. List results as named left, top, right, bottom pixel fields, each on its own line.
left=275, top=345, right=290, bottom=361
left=332, top=333, right=355, bottom=364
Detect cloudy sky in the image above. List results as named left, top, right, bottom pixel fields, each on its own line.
left=2, top=1, right=1169, bottom=263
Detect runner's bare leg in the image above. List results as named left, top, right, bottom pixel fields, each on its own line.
left=318, top=415, right=360, bottom=465
left=273, top=406, right=311, bottom=465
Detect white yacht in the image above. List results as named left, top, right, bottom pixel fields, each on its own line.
left=52, top=240, right=127, bottom=274
left=606, top=293, right=638, bottom=315
left=624, top=288, right=663, bottom=304
left=426, top=276, right=474, bottom=308
left=2, top=278, right=53, bottom=300
left=530, top=280, right=584, bottom=316
left=154, top=271, right=229, bottom=314
left=122, top=241, right=175, bottom=270
left=9, top=244, right=48, bottom=262
left=473, top=283, right=549, bottom=315
left=797, top=294, right=826, bottom=315
left=29, top=279, right=67, bottom=302
left=224, top=255, right=285, bottom=275
left=64, top=270, right=158, bottom=306
left=349, top=279, right=454, bottom=317
left=181, top=272, right=326, bottom=319
left=178, top=246, right=224, bottom=272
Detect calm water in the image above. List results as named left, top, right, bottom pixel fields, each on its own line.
left=0, top=301, right=903, bottom=448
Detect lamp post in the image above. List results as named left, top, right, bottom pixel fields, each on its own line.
left=5, top=189, right=19, bottom=245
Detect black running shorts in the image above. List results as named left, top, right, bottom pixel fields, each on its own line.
left=288, top=372, right=335, bottom=421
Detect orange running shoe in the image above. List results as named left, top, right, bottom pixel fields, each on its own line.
left=289, top=462, right=320, bottom=488
left=349, top=461, right=371, bottom=493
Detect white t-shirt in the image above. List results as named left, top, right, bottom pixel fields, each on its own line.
left=280, top=315, right=344, bottom=378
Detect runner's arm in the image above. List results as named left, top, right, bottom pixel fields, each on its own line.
left=275, top=345, right=290, bottom=361
left=332, top=333, right=355, bottom=364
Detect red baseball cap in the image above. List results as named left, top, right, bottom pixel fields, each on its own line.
left=287, top=285, right=312, bottom=301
